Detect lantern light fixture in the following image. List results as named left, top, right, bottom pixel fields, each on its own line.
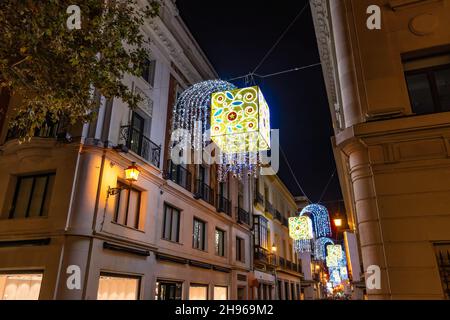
left=107, top=162, right=140, bottom=197
left=271, top=243, right=277, bottom=253
left=124, top=162, right=140, bottom=182
left=334, top=218, right=343, bottom=228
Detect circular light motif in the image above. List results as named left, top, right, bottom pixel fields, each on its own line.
left=227, top=111, right=237, bottom=122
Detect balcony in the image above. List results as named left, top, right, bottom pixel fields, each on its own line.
left=255, top=192, right=264, bottom=206
left=279, top=257, right=286, bottom=268
left=119, top=125, right=161, bottom=168
left=236, top=207, right=250, bottom=225
left=254, top=246, right=278, bottom=266
left=216, top=194, right=231, bottom=216
left=166, top=161, right=192, bottom=191
left=286, top=260, right=292, bottom=270
left=275, top=210, right=282, bottom=221
left=6, top=121, right=60, bottom=141
left=194, top=179, right=214, bottom=206
left=282, top=216, right=289, bottom=228
left=265, top=202, right=275, bottom=216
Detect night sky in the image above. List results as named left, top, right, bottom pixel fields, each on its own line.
left=177, top=0, right=342, bottom=203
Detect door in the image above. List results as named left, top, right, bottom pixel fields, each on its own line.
left=130, top=112, right=145, bottom=155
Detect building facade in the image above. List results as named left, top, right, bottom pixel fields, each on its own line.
left=311, top=0, right=450, bottom=299
left=0, top=0, right=302, bottom=300
left=251, top=176, right=303, bottom=300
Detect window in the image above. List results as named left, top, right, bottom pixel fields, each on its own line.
left=9, top=173, right=55, bottom=219
left=238, top=180, right=244, bottom=209
left=215, top=229, right=225, bottom=257
left=162, top=204, right=180, bottom=243
left=155, top=280, right=182, bottom=300
left=237, top=287, right=246, bottom=300
left=97, top=274, right=140, bottom=300
left=114, top=182, right=141, bottom=229
left=236, top=237, right=245, bottom=262
left=189, top=284, right=208, bottom=300
left=254, top=215, right=269, bottom=250
left=193, top=218, right=206, bottom=251
left=284, top=281, right=290, bottom=300
left=277, top=280, right=282, bottom=300
left=404, top=55, right=450, bottom=115
left=213, top=286, right=228, bottom=300
left=141, top=58, right=156, bottom=86
left=291, top=283, right=296, bottom=300
left=0, top=273, right=43, bottom=300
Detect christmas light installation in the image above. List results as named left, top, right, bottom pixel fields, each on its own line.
left=314, top=237, right=335, bottom=261
left=300, top=204, right=332, bottom=238
left=339, top=266, right=349, bottom=281
left=329, top=268, right=342, bottom=286
left=294, top=238, right=313, bottom=253
left=210, top=86, right=271, bottom=153
left=170, top=80, right=271, bottom=181
left=326, top=244, right=343, bottom=268
left=289, top=216, right=313, bottom=241
left=210, top=85, right=271, bottom=181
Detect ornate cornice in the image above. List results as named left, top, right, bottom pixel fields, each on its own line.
left=310, top=0, right=345, bottom=132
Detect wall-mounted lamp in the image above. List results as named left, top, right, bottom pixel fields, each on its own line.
left=107, top=162, right=140, bottom=197
left=271, top=243, right=277, bottom=253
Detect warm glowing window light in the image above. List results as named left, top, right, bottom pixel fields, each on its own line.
left=289, top=216, right=313, bottom=241
left=210, top=86, right=271, bottom=154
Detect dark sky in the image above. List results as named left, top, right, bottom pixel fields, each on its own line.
left=177, top=0, right=342, bottom=203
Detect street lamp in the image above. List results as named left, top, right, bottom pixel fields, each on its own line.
left=107, top=162, right=140, bottom=197
left=334, top=218, right=343, bottom=228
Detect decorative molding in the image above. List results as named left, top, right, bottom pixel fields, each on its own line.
left=103, top=241, right=151, bottom=257
left=310, top=0, right=345, bottom=132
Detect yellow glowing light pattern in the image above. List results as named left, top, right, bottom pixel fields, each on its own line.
left=326, top=245, right=343, bottom=268
left=210, top=86, right=271, bottom=153
left=289, top=216, right=313, bottom=241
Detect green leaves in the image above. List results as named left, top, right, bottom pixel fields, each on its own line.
left=0, top=0, right=159, bottom=140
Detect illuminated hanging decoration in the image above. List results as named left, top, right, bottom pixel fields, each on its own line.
left=300, top=204, right=332, bottom=238
left=289, top=216, right=313, bottom=241
left=329, top=268, right=342, bottom=286
left=211, top=85, right=271, bottom=181
left=339, top=249, right=347, bottom=267
left=339, top=266, right=349, bottom=281
left=210, top=86, right=271, bottom=153
left=326, top=244, right=343, bottom=268
left=170, top=81, right=269, bottom=181
left=314, top=237, right=335, bottom=261
left=294, top=239, right=313, bottom=253
left=171, top=80, right=236, bottom=153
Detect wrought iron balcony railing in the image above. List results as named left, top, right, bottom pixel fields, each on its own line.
left=286, top=260, right=292, bottom=270
left=166, top=161, right=192, bottom=192
left=6, top=121, right=60, bottom=141
left=217, top=194, right=231, bottom=216
left=236, top=207, right=250, bottom=225
left=119, top=125, right=161, bottom=168
left=194, top=180, right=214, bottom=206
left=282, top=216, right=289, bottom=227
left=279, top=257, right=286, bottom=268
left=255, top=192, right=264, bottom=206
left=265, top=202, right=276, bottom=216
left=275, top=210, right=282, bottom=221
